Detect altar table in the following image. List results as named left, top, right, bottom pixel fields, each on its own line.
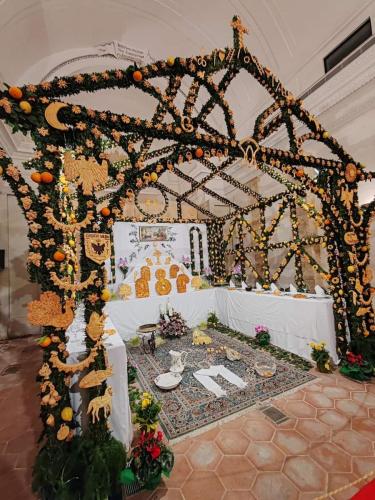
left=106, top=288, right=216, bottom=340
left=67, top=307, right=133, bottom=448
left=106, top=288, right=337, bottom=362
left=216, top=289, right=338, bottom=363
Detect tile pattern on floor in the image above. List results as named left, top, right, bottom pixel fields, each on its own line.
left=0, top=336, right=374, bottom=500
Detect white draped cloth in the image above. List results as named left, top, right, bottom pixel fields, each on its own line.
left=66, top=306, right=133, bottom=448
left=194, top=365, right=247, bottom=397
left=106, top=289, right=216, bottom=340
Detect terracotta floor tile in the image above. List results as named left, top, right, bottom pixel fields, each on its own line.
left=310, top=442, right=351, bottom=473
left=273, top=417, right=297, bottom=430
left=246, top=441, right=285, bottom=471
left=352, top=391, right=375, bottom=407
left=296, top=419, right=331, bottom=442
left=186, top=440, right=222, bottom=470
left=172, top=438, right=193, bottom=454
left=195, top=426, right=221, bottom=441
left=223, top=490, right=255, bottom=500
left=151, top=488, right=184, bottom=500
left=352, top=456, right=375, bottom=476
left=285, top=401, right=317, bottom=418
left=317, top=409, right=350, bottom=429
left=305, top=392, right=334, bottom=409
left=273, top=429, right=309, bottom=455
left=332, top=430, right=373, bottom=456
left=220, top=415, right=247, bottom=430
left=304, top=382, right=323, bottom=393
left=181, top=471, right=225, bottom=500
left=242, top=419, right=275, bottom=441
left=328, top=472, right=360, bottom=500
left=252, top=471, right=298, bottom=500
left=283, top=455, right=327, bottom=492
left=163, top=455, right=192, bottom=488
left=351, top=418, right=375, bottom=441
left=285, top=390, right=305, bottom=401
left=215, top=429, right=249, bottom=455
left=216, top=455, right=256, bottom=490
left=322, top=386, right=350, bottom=400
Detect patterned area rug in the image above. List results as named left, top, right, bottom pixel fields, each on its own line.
left=128, top=328, right=315, bottom=440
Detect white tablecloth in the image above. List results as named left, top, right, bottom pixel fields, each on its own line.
left=106, top=288, right=216, bottom=340
left=67, top=307, right=133, bottom=448
left=216, top=289, right=337, bottom=362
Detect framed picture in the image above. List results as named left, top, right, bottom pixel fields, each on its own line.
left=139, top=225, right=169, bottom=242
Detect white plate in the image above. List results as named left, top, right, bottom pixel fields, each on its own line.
left=154, top=372, right=182, bottom=390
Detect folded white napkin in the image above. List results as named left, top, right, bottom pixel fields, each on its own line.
left=229, top=279, right=235, bottom=288
left=241, top=281, right=247, bottom=289
left=194, top=365, right=247, bottom=398
left=315, top=285, right=325, bottom=296
left=255, top=282, right=262, bottom=290
left=290, top=283, right=297, bottom=293
left=270, top=283, right=278, bottom=292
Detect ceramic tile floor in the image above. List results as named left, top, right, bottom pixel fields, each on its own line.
left=1, top=336, right=374, bottom=500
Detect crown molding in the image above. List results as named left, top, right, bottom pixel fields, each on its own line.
left=265, top=41, right=375, bottom=148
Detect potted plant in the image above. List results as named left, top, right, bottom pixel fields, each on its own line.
left=207, top=311, right=219, bottom=327
left=120, top=430, right=174, bottom=491
left=309, top=341, right=333, bottom=373
left=339, top=352, right=373, bottom=381
left=159, top=308, right=188, bottom=338
left=255, top=325, right=270, bottom=346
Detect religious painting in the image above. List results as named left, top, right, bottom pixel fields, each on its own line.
left=139, top=225, right=169, bottom=242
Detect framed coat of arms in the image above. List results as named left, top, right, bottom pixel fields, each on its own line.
left=84, top=233, right=111, bottom=264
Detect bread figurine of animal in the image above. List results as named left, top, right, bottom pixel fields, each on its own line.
left=192, top=328, right=213, bottom=345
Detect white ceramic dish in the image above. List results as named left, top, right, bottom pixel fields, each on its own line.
left=154, top=372, right=182, bottom=390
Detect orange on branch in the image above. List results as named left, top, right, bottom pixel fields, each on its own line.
left=38, top=336, right=52, bottom=348
left=53, top=250, right=66, bottom=262
left=31, top=172, right=42, bottom=183
left=133, top=70, right=143, bottom=82
left=195, top=147, right=204, bottom=158
left=101, top=207, right=111, bottom=217
left=8, top=86, right=23, bottom=100
left=296, top=169, right=305, bottom=178
left=40, top=172, right=54, bottom=184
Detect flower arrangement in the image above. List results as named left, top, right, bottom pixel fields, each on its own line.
left=339, top=351, right=373, bottom=381
left=159, top=308, right=188, bottom=338
left=121, top=390, right=174, bottom=490
left=309, top=341, right=332, bottom=373
left=118, top=257, right=129, bottom=279
left=181, top=255, right=191, bottom=269
left=255, top=325, right=270, bottom=346
left=132, top=392, right=162, bottom=432
left=120, top=430, right=174, bottom=490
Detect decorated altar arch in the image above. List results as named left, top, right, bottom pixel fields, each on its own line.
left=0, top=13, right=374, bottom=499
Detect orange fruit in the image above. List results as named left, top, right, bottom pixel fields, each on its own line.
left=101, top=207, right=111, bottom=217
left=167, top=56, right=175, bottom=66
left=31, top=172, right=42, bottom=183
left=195, top=147, right=204, bottom=158
left=38, top=336, right=52, bottom=348
left=40, top=172, right=54, bottom=183
left=324, top=219, right=331, bottom=226
left=8, top=86, right=23, bottom=100
left=133, top=70, right=143, bottom=82
left=150, top=172, right=158, bottom=182
left=296, top=169, right=304, bottom=177
left=53, top=250, right=66, bottom=262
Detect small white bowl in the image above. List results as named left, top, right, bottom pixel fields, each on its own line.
left=154, top=372, right=182, bottom=390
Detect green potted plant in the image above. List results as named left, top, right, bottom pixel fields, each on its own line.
left=339, top=352, right=373, bottom=381
left=309, top=341, right=333, bottom=373
left=255, top=325, right=270, bottom=346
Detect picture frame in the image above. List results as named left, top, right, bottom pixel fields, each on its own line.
left=139, top=225, right=169, bottom=242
